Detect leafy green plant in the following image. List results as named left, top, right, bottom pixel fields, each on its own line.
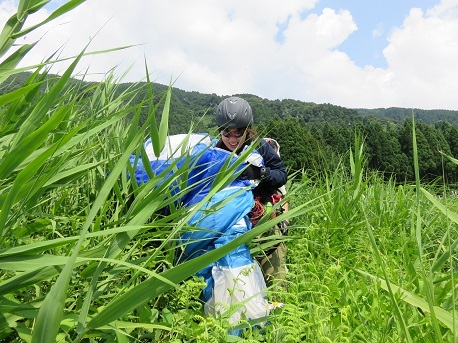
left=278, top=128, right=458, bottom=342
left=2, top=2, right=458, bottom=343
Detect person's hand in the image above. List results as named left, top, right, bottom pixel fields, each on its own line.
left=242, top=165, right=262, bottom=180
left=278, top=220, right=289, bottom=235
left=242, top=165, right=269, bottom=180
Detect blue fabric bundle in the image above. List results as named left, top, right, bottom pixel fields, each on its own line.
left=130, top=134, right=269, bottom=323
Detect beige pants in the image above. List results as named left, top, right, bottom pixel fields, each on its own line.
left=256, top=241, right=287, bottom=288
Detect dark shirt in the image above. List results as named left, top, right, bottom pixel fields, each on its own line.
left=216, top=138, right=287, bottom=203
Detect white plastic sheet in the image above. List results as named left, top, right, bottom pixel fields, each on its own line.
left=204, top=262, right=269, bottom=323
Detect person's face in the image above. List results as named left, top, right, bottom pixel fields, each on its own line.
left=220, top=128, right=247, bottom=151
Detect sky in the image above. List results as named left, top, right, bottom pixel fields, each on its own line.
left=1, top=0, right=458, bottom=110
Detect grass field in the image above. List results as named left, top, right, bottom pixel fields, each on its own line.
left=1, top=2, right=457, bottom=342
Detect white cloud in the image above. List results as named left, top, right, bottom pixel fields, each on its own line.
left=1, top=0, right=457, bottom=110
left=383, top=2, right=458, bottom=109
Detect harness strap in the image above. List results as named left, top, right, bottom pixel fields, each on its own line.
left=248, top=192, right=284, bottom=227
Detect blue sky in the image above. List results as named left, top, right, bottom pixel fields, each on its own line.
left=1, top=0, right=458, bottom=110
left=309, top=0, right=441, bottom=68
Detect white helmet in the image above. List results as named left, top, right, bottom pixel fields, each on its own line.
left=265, top=138, right=280, bottom=155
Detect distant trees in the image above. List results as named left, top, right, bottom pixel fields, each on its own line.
left=436, top=121, right=458, bottom=159
left=363, top=121, right=409, bottom=179
left=259, top=117, right=320, bottom=171
left=356, top=107, right=458, bottom=126
left=260, top=116, right=458, bottom=182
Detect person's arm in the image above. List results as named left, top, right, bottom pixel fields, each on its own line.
left=257, top=139, right=287, bottom=188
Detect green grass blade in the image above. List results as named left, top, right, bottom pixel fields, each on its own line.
left=32, top=98, right=151, bottom=339
left=74, top=89, right=166, bottom=335
left=421, top=188, right=458, bottom=273
left=145, top=64, right=160, bottom=157
left=0, top=106, right=77, bottom=240
left=23, top=109, right=131, bottom=170
left=31, top=124, right=144, bottom=342
left=441, top=152, right=458, bottom=165
left=355, top=269, right=458, bottom=332
left=16, top=0, right=31, bottom=21
left=362, top=216, right=412, bottom=342
left=0, top=10, right=26, bottom=58
left=0, top=254, right=86, bottom=270
left=43, top=162, right=102, bottom=187
left=0, top=224, right=158, bottom=259
left=0, top=43, right=36, bottom=84
left=411, top=112, right=444, bottom=342
left=11, top=0, right=87, bottom=38
left=10, top=55, right=85, bottom=151
left=0, top=45, right=138, bottom=83
left=157, top=85, right=171, bottom=155
left=0, top=266, right=63, bottom=296
left=0, top=103, right=72, bottom=180
left=0, top=81, right=42, bottom=107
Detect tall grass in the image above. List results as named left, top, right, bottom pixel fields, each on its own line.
left=1, top=2, right=458, bottom=342
left=276, top=130, right=458, bottom=342
left=1, top=2, right=314, bottom=342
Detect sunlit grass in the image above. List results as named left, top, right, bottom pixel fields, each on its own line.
left=278, top=133, right=458, bottom=342
left=1, top=1, right=458, bottom=342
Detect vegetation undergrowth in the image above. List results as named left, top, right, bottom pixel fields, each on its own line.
left=1, top=1, right=458, bottom=342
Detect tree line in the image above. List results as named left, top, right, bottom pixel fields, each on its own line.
left=260, top=117, right=458, bottom=183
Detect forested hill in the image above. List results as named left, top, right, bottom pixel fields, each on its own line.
left=2, top=72, right=458, bottom=130
left=115, top=80, right=458, bottom=183
left=355, top=107, right=458, bottom=126
left=116, top=81, right=458, bottom=132
left=113, top=81, right=364, bottom=134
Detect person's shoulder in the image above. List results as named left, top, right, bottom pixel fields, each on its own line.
left=254, top=137, right=270, bottom=150
left=256, top=138, right=275, bottom=154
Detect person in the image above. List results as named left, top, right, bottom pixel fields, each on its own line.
left=265, top=138, right=287, bottom=203
left=265, top=138, right=289, bottom=223
left=214, top=97, right=287, bottom=201
left=214, top=96, right=288, bottom=287
left=263, top=138, right=289, bottom=287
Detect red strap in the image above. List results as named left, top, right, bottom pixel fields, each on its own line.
left=271, top=193, right=283, bottom=205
